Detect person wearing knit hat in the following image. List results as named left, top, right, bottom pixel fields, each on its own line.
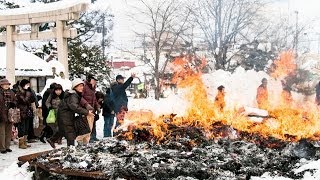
left=47, top=78, right=94, bottom=148
left=0, top=78, right=16, bottom=153
left=16, top=79, right=36, bottom=149
left=71, top=78, right=84, bottom=90
left=0, top=79, right=11, bottom=86
left=19, top=79, right=39, bottom=143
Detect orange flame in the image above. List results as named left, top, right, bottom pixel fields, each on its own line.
left=271, top=51, right=297, bottom=79
left=123, top=53, right=320, bottom=143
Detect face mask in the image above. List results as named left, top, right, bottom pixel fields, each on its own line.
left=24, top=85, right=30, bottom=89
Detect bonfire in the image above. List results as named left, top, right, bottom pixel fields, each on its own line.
left=28, top=52, right=320, bottom=179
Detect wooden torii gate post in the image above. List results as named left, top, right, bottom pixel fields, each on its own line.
left=0, top=1, right=89, bottom=84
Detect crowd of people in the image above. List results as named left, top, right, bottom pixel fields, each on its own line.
left=0, top=73, right=135, bottom=153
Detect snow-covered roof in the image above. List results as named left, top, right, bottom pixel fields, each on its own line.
left=0, top=0, right=90, bottom=16
left=0, top=47, right=52, bottom=77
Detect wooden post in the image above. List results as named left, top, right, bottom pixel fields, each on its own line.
left=6, top=25, right=16, bottom=84
left=56, top=20, right=69, bottom=79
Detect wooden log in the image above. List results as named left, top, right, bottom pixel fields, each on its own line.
left=18, top=150, right=51, bottom=163
left=18, top=151, right=109, bottom=179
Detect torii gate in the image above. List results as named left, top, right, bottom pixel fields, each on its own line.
left=0, top=0, right=89, bottom=84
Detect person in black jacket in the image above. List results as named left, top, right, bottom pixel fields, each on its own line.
left=111, top=73, right=135, bottom=127
left=16, top=79, right=36, bottom=149
left=39, top=83, right=56, bottom=143
left=47, top=79, right=94, bottom=148
left=102, top=88, right=114, bottom=137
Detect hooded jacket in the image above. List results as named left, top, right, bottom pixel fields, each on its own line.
left=57, top=90, right=89, bottom=140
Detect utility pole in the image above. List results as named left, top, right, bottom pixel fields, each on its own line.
left=101, top=13, right=106, bottom=60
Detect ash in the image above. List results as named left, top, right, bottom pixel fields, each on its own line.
left=34, top=135, right=320, bottom=180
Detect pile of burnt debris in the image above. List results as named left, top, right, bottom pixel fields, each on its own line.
left=32, top=122, right=320, bottom=180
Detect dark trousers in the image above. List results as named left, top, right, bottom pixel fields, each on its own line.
left=40, top=126, right=53, bottom=139
left=18, top=118, right=30, bottom=138
left=103, top=115, right=114, bottom=137
left=67, top=140, right=74, bottom=146
left=27, top=116, right=36, bottom=140
left=90, top=120, right=97, bottom=140
left=0, top=121, right=13, bottom=151
left=50, top=130, right=63, bottom=144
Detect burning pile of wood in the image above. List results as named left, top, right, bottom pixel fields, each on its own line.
left=32, top=120, right=320, bottom=179
left=29, top=54, right=320, bottom=179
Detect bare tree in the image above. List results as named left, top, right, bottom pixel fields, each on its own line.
left=192, top=0, right=265, bottom=71
left=131, top=0, right=191, bottom=100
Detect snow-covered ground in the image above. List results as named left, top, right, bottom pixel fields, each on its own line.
left=1, top=68, right=320, bottom=179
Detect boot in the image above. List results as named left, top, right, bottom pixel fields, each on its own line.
left=19, top=138, right=27, bottom=149
left=46, top=138, right=55, bottom=149
left=39, top=131, right=46, bottom=143
left=23, top=136, right=31, bottom=148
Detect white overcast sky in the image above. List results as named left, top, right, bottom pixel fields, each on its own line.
left=7, top=0, right=320, bottom=49
left=100, top=0, right=320, bottom=50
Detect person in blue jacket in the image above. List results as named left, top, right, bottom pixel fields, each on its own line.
left=111, top=73, right=135, bottom=127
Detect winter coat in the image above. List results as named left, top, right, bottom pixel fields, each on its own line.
left=102, top=93, right=115, bottom=117
left=31, top=89, right=39, bottom=107
left=16, top=87, right=35, bottom=120
left=42, top=88, right=52, bottom=120
left=57, top=90, right=89, bottom=140
left=111, top=77, right=133, bottom=113
left=45, top=93, right=63, bottom=110
left=0, top=89, right=16, bottom=123
left=256, top=84, right=269, bottom=109
left=81, top=81, right=99, bottom=110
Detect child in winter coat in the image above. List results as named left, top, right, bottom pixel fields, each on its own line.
left=45, top=84, right=64, bottom=144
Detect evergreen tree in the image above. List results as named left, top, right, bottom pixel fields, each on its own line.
left=0, top=1, right=20, bottom=35
left=66, top=4, right=114, bottom=90
left=68, top=42, right=110, bottom=91
left=0, top=0, right=19, bottom=9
